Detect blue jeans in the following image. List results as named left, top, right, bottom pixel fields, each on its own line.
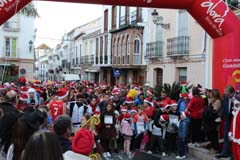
left=178, top=118, right=190, bottom=156
left=178, top=118, right=190, bottom=139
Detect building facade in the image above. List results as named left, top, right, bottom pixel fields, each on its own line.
left=97, top=6, right=148, bottom=86
left=145, top=9, right=208, bottom=87
left=0, top=15, right=35, bottom=82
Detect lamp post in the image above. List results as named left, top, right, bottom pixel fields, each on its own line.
left=29, top=40, right=33, bottom=53
left=151, top=9, right=170, bottom=29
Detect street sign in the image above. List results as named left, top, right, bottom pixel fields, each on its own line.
left=80, top=69, right=85, bottom=75
left=113, top=69, right=120, bottom=78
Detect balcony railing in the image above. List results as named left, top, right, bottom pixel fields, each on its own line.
left=133, top=54, right=140, bottom=64
left=167, top=36, right=190, bottom=56
left=3, top=21, right=20, bottom=32
left=2, top=48, right=19, bottom=58
left=90, top=55, right=94, bottom=64
left=145, top=41, right=163, bottom=59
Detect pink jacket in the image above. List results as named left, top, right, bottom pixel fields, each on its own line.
left=121, top=120, right=133, bottom=136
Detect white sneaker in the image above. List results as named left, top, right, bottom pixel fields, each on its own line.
left=147, top=150, right=152, bottom=154
left=106, top=152, right=111, bottom=157
left=128, top=152, right=132, bottom=159
left=175, top=155, right=186, bottom=159
left=162, top=152, right=166, bottom=156
left=103, top=152, right=107, bottom=158
left=194, top=142, right=200, bottom=147
left=188, top=143, right=194, bottom=147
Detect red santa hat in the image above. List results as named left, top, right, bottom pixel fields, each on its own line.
left=55, top=82, right=63, bottom=88
left=34, top=87, right=43, bottom=94
left=18, top=77, right=26, bottom=85
left=21, top=86, right=28, bottom=94
left=180, top=81, right=187, bottom=86
left=34, top=81, right=42, bottom=87
left=0, top=86, right=6, bottom=91
left=57, top=88, right=69, bottom=99
left=147, top=89, right=153, bottom=96
left=131, top=107, right=138, bottom=113
left=70, top=82, right=76, bottom=88
left=120, top=83, right=125, bottom=88
left=121, top=105, right=128, bottom=112
left=125, top=97, right=134, bottom=104
left=144, top=98, right=153, bottom=106
left=134, top=85, right=139, bottom=90
left=87, top=88, right=94, bottom=93
left=20, top=94, right=28, bottom=101
left=112, top=87, right=120, bottom=95
left=124, top=113, right=131, bottom=120
left=72, top=128, right=94, bottom=155
left=160, top=114, right=169, bottom=122
left=181, top=93, right=189, bottom=98
left=170, top=100, right=178, bottom=107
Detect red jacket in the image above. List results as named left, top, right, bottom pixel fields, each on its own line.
left=187, top=96, right=205, bottom=119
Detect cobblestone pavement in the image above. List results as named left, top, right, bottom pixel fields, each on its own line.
left=103, top=153, right=199, bottom=160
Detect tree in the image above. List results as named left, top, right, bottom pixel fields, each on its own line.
left=18, top=2, right=39, bottom=18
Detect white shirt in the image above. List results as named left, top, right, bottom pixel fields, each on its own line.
left=6, top=144, right=13, bottom=160
left=67, top=102, right=92, bottom=124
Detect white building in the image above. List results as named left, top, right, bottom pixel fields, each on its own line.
left=145, top=9, right=209, bottom=87
left=0, top=14, right=35, bottom=82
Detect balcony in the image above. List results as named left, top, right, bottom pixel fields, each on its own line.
left=90, top=55, right=94, bottom=64
left=167, top=36, right=190, bottom=56
left=3, top=20, right=20, bottom=32
left=2, top=48, right=19, bottom=58
left=133, top=54, right=141, bottom=64
left=145, top=41, right=163, bottom=59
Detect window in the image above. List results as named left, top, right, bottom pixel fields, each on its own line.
left=76, top=46, right=78, bottom=60
left=117, top=38, right=121, bottom=64
left=178, top=67, right=187, bottom=82
left=134, top=39, right=140, bottom=54
left=79, top=44, right=82, bottom=58
left=178, top=10, right=188, bottom=36
left=126, top=36, right=130, bottom=64
left=104, top=9, right=108, bottom=31
left=5, top=37, right=17, bottom=57
left=112, top=6, right=117, bottom=29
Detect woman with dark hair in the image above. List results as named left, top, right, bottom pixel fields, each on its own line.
left=22, top=132, right=64, bottom=160
left=186, top=87, right=205, bottom=146
left=202, top=89, right=222, bottom=153
left=100, top=103, right=117, bottom=158
left=6, top=110, right=43, bottom=160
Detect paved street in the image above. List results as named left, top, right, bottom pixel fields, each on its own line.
left=103, top=153, right=199, bottom=160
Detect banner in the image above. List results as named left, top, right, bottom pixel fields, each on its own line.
left=1, top=0, right=240, bottom=91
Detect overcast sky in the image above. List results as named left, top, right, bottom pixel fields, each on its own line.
left=34, top=1, right=103, bottom=48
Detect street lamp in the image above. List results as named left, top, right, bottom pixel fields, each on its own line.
left=29, top=40, right=33, bottom=53
left=151, top=9, right=170, bottom=29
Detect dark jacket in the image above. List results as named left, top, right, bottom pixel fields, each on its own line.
left=98, top=101, right=108, bottom=113
left=202, top=104, right=219, bottom=132
left=153, top=108, right=165, bottom=128
left=58, top=136, right=72, bottom=153
left=221, top=95, right=233, bottom=122
left=167, top=110, right=180, bottom=133
left=100, top=110, right=117, bottom=139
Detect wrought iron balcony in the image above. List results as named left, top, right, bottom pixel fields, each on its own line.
left=145, top=41, right=163, bottom=59
left=167, top=36, right=189, bottom=56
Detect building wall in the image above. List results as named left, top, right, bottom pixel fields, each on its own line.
left=146, top=8, right=208, bottom=87
left=0, top=15, right=35, bottom=81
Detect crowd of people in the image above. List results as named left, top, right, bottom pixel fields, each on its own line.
left=0, top=78, right=239, bottom=160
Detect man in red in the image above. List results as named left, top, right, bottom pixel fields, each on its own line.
left=49, top=88, right=68, bottom=122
